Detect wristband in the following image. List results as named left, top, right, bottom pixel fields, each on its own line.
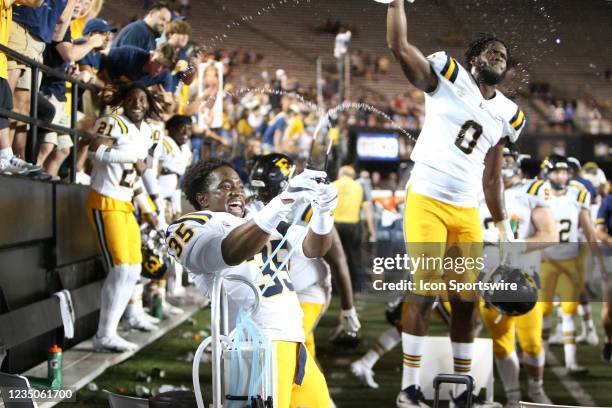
left=90, top=145, right=138, bottom=163
left=252, top=196, right=291, bottom=234
left=309, top=210, right=334, bottom=235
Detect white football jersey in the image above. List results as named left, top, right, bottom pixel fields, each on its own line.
left=166, top=210, right=306, bottom=342
left=90, top=114, right=151, bottom=202
left=245, top=201, right=331, bottom=304
left=409, top=51, right=526, bottom=207
left=480, top=179, right=550, bottom=277
left=544, top=185, right=590, bottom=260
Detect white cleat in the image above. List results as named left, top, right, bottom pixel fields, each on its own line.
left=123, top=313, right=158, bottom=332
left=350, top=359, right=379, bottom=389
left=577, top=328, right=599, bottom=346
left=75, top=170, right=91, bottom=185
left=163, top=302, right=184, bottom=316
left=93, top=334, right=137, bottom=352
left=528, top=389, right=552, bottom=405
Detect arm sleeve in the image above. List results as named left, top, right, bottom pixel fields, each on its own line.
left=166, top=214, right=231, bottom=274
left=506, top=105, right=526, bottom=143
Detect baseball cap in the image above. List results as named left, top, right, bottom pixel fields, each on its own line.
left=83, top=18, right=117, bottom=35
left=171, top=11, right=186, bottom=21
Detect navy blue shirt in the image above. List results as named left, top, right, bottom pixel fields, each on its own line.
left=13, top=0, right=68, bottom=44
left=40, top=28, right=72, bottom=101
left=75, top=38, right=102, bottom=70
left=597, top=195, right=612, bottom=255
left=112, top=20, right=158, bottom=51
left=262, top=115, right=286, bottom=146
left=100, top=46, right=173, bottom=91
left=575, top=176, right=598, bottom=204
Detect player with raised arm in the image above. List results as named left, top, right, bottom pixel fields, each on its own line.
left=385, top=1, right=525, bottom=406
left=87, top=82, right=162, bottom=352
left=166, top=159, right=336, bottom=408
left=479, top=147, right=557, bottom=407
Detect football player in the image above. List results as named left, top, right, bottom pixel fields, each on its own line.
left=594, top=192, right=612, bottom=363
left=479, top=147, right=557, bottom=407
left=386, top=1, right=525, bottom=406
left=166, top=159, right=336, bottom=407
left=247, top=153, right=361, bottom=359
left=540, top=154, right=603, bottom=374
left=87, top=82, right=162, bottom=352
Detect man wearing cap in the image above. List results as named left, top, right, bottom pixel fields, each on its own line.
left=112, top=0, right=174, bottom=51
left=75, top=18, right=117, bottom=89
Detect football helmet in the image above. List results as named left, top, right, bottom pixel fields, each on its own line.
left=501, top=145, right=521, bottom=180
left=567, top=156, right=581, bottom=177
left=541, top=154, right=570, bottom=190
left=141, top=228, right=170, bottom=280
left=249, top=153, right=296, bottom=203
left=481, top=264, right=538, bottom=316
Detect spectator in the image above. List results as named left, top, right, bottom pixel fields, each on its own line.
left=36, top=3, right=108, bottom=179
left=157, top=20, right=194, bottom=90
left=269, top=68, right=286, bottom=111
left=587, top=103, right=603, bottom=134
left=262, top=103, right=288, bottom=154
left=112, top=0, right=171, bottom=51
left=334, top=26, right=351, bottom=101
left=549, top=99, right=566, bottom=133
left=231, top=138, right=261, bottom=183
left=356, top=170, right=373, bottom=203
left=7, top=0, right=68, bottom=162
left=98, top=43, right=179, bottom=100
left=75, top=18, right=116, bottom=89
left=0, top=0, right=43, bottom=174
left=332, top=165, right=376, bottom=291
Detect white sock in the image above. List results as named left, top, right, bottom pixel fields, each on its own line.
left=495, top=352, right=521, bottom=401
left=362, top=327, right=401, bottom=369
left=561, top=312, right=577, bottom=366
left=452, top=341, right=475, bottom=396
left=124, top=281, right=144, bottom=319
left=97, top=264, right=140, bottom=338
left=0, top=147, right=13, bottom=160
left=401, top=333, right=424, bottom=390
left=578, top=304, right=595, bottom=332
left=167, top=260, right=184, bottom=296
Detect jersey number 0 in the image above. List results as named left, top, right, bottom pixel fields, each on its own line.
left=455, top=120, right=483, bottom=154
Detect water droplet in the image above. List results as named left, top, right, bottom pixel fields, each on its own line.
left=555, top=38, right=561, bottom=44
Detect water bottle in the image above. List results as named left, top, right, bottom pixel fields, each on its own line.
left=48, top=344, right=63, bottom=389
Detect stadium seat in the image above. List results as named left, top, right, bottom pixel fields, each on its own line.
left=104, top=389, right=149, bottom=408
left=0, top=372, right=37, bottom=407
left=519, top=402, right=580, bottom=408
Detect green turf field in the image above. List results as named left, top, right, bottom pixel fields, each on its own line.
left=60, top=297, right=611, bottom=407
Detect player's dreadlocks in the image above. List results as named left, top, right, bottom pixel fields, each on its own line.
left=464, top=33, right=510, bottom=70
left=184, top=158, right=234, bottom=210
left=102, top=81, right=164, bottom=120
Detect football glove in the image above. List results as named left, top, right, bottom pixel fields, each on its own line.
left=340, top=307, right=361, bottom=333
left=279, top=169, right=325, bottom=205
left=312, top=182, right=338, bottom=214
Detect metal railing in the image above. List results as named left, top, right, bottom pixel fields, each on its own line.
left=0, top=43, right=97, bottom=183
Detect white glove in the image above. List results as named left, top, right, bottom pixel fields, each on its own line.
left=279, top=169, right=325, bottom=205
left=340, top=307, right=361, bottom=333
left=312, top=182, right=338, bottom=214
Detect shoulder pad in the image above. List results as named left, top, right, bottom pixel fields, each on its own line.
left=526, top=179, right=545, bottom=196
left=166, top=211, right=213, bottom=237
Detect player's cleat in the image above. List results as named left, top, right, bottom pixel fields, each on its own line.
left=75, top=170, right=91, bottom=185
left=565, top=364, right=589, bottom=375
left=451, top=391, right=502, bottom=408
left=350, top=359, right=379, bottom=389
left=92, top=334, right=138, bottom=352
left=601, top=343, right=611, bottom=363
left=396, top=385, right=429, bottom=408
left=528, top=389, right=552, bottom=404
left=141, top=311, right=161, bottom=325
left=122, top=313, right=158, bottom=332
left=163, top=302, right=184, bottom=316
left=576, top=327, right=599, bottom=346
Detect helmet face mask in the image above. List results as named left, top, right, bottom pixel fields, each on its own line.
left=249, top=153, right=295, bottom=204
left=548, top=169, right=569, bottom=191
left=501, top=154, right=520, bottom=181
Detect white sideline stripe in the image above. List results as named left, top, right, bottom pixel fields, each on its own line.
left=545, top=350, right=596, bottom=407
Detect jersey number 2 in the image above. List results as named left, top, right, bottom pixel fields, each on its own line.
left=455, top=120, right=483, bottom=154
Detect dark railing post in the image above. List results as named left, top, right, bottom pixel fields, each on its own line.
left=28, top=66, right=39, bottom=164
left=70, top=83, right=79, bottom=183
